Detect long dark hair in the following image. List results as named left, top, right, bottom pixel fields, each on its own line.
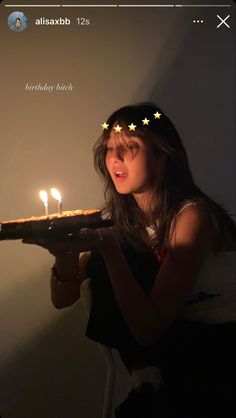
left=93, top=102, right=236, bottom=252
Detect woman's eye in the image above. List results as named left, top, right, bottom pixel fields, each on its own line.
left=106, top=143, right=138, bottom=154
left=127, top=144, right=138, bottom=150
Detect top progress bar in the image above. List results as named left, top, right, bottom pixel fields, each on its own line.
left=119, top=3, right=231, bottom=6
left=175, top=3, right=231, bottom=6
left=4, top=3, right=117, bottom=5
left=4, top=3, right=232, bottom=7
left=5, top=4, right=61, bottom=6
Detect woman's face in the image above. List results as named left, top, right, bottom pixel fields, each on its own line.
left=105, top=128, right=151, bottom=197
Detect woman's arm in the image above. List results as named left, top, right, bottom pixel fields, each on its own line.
left=22, top=236, right=94, bottom=309
left=98, top=205, right=214, bottom=346
left=51, top=251, right=91, bottom=309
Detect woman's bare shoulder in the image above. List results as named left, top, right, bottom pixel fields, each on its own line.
left=174, top=202, right=236, bottom=252
left=170, top=202, right=215, bottom=250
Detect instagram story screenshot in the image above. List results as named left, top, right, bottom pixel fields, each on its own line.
left=0, top=1, right=235, bottom=418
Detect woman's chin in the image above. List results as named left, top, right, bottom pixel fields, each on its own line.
left=115, top=184, right=132, bottom=195
left=116, top=188, right=130, bottom=195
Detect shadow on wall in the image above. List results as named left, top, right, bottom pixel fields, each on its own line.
left=134, top=11, right=235, bottom=211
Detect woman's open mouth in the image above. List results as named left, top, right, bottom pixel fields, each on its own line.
left=115, top=171, right=128, bottom=183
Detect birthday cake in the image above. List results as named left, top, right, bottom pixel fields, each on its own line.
left=0, top=209, right=113, bottom=240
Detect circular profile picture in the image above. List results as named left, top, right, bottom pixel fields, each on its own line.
left=8, top=11, right=28, bottom=32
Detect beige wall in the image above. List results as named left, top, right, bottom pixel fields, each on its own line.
left=0, top=0, right=235, bottom=417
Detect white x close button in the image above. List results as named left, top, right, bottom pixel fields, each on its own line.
left=217, top=15, right=230, bottom=29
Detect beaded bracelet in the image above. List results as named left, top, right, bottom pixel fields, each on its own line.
left=51, top=265, right=80, bottom=285
left=97, top=228, right=104, bottom=242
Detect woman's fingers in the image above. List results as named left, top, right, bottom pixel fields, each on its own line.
left=22, top=227, right=111, bottom=254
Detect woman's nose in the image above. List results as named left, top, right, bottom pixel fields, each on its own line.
left=113, top=147, right=125, bottom=161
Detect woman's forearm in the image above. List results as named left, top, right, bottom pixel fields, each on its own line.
left=50, top=274, right=81, bottom=309
left=50, top=252, right=90, bottom=309
left=98, top=234, right=162, bottom=346
left=54, top=253, right=79, bottom=280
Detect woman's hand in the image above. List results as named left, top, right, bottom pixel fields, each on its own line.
left=22, top=236, right=79, bottom=258
left=22, top=227, right=115, bottom=257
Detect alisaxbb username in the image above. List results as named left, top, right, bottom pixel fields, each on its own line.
left=35, top=17, right=71, bottom=25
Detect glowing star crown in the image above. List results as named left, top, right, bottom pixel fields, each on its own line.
left=101, top=111, right=161, bottom=132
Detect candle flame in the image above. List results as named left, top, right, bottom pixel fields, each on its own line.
left=39, top=190, right=48, bottom=204
left=51, top=187, right=62, bottom=202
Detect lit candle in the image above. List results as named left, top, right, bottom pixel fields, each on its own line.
left=51, top=188, right=63, bottom=214
left=39, top=190, right=48, bottom=216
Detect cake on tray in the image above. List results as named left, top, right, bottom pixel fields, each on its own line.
left=0, top=209, right=113, bottom=240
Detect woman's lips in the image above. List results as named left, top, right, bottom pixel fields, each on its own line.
left=114, top=172, right=128, bottom=183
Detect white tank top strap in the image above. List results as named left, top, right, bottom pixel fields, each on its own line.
left=178, top=201, right=221, bottom=244
left=170, top=201, right=199, bottom=232
left=177, top=200, right=199, bottom=215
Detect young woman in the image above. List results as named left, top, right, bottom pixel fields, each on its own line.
left=24, top=103, right=236, bottom=418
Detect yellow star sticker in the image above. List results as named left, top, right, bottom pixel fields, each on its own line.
left=154, top=112, right=161, bottom=119
left=114, top=124, right=122, bottom=133
left=101, top=122, right=109, bottom=130
left=128, top=123, right=136, bottom=132
left=142, top=118, right=150, bottom=125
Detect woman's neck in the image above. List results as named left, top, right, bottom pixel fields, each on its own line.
left=133, top=190, right=153, bottom=216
